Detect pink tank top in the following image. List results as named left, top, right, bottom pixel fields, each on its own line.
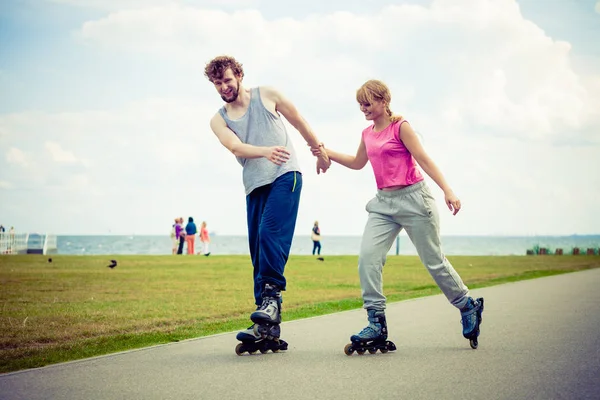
left=362, top=120, right=424, bottom=189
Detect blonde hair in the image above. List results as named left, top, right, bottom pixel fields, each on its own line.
left=356, top=80, right=403, bottom=123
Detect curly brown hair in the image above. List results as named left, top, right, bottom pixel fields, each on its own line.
left=204, top=55, right=244, bottom=82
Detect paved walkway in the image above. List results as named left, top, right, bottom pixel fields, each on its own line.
left=1, top=269, right=599, bottom=400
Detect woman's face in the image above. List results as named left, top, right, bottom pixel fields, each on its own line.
left=359, top=99, right=386, bottom=121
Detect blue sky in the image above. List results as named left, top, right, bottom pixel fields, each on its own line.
left=1, top=0, right=599, bottom=236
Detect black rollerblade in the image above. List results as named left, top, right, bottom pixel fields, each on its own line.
left=235, top=324, right=288, bottom=355
left=344, top=309, right=396, bottom=355
left=460, top=297, right=484, bottom=349
left=235, top=284, right=288, bottom=355
left=251, top=284, right=282, bottom=339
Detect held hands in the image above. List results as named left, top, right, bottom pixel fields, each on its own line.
left=266, top=146, right=291, bottom=165
left=310, top=143, right=323, bottom=157
left=316, top=155, right=331, bottom=175
left=445, top=191, right=462, bottom=215
left=310, top=143, right=331, bottom=174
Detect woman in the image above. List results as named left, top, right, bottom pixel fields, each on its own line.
left=185, top=217, right=197, bottom=255
left=312, top=80, right=484, bottom=350
left=170, top=218, right=179, bottom=255
left=311, top=221, right=321, bottom=256
left=200, top=221, right=211, bottom=256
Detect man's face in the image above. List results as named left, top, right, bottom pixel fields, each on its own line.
left=212, top=68, right=241, bottom=103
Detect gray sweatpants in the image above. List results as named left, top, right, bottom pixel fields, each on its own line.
left=358, top=180, right=470, bottom=311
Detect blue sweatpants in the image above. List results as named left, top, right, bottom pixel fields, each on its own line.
left=246, top=171, right=302, bottom=305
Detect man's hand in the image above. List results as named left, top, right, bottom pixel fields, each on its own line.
left=265, top=146, right=291, bottom=165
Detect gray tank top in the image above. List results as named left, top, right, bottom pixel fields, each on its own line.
left=219, top=87, right=301, bottom=195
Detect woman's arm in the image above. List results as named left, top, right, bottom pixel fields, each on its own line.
left=400, top=123, right=462, bottom=215
left=315, top=138, right=369, bottom=170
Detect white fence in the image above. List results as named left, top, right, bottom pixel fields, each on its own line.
left=0, top=232, right=57, bottom=255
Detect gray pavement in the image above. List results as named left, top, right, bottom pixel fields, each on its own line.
left=1, top=269, right=600, bottom=400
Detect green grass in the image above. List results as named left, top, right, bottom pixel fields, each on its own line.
left=1, top=254, right=599, bottom=373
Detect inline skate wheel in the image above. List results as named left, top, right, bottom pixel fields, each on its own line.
left=356, top=349, right=365, bottom=355
left=380, top=348, right=388, bottom=354
left=368, top=348, right=377, bottom=354
left=259, top=348, right=267, bottom=354
left=344, top=343, right=354, bottom=356
left=470, top=338, right=478, bottom=349
left=235, top=343, right=245, bottom=356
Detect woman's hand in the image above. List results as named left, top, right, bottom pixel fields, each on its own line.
left=445, top=191, right=462, bottom=215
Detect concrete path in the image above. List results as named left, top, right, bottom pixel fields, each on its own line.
left=1, top=269, right=599, bottom=400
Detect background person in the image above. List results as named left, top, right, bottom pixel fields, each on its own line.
left=176, top=218, right=185, bottom=255
left=185, top=217, right=197, bottom=255
left=311, top=221, right=321, bottom=256
left=200, top=221, right=211, bottom=256
left=170, top=218, right=179, bottom=255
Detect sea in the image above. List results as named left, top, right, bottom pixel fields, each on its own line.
left=56, top=235, right=600, bottom=256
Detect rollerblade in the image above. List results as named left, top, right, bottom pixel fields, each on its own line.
left=250, top=283, right=282, bottom=339
left=460, top=297, right=484, bottom=349
left=235, top=284, right=288, bottom=355
left=344, top=309, right=396, bottom=355
left=234, top=324, right=288, bottom=355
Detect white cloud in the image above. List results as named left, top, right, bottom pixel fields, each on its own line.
left=75, top=0, right=600, bottom=145
left=2, top=0, right=600, bottom=235
left=47, top=0, right=260, bottom=11
left=6, top=147, right=29, bottom=167
left=0, top=180, right=13, bottom=189
left=45, top=142, right=80, bottom=163
left=596, top=1, right=600, bottom=14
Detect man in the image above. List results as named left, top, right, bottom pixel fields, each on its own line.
left=205, top=55, right=330, bottom=346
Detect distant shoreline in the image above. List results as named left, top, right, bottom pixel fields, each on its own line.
left=54, top=234, right=600, bottom=238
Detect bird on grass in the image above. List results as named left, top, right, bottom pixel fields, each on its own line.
left=107, top=260, right=117, bottom=269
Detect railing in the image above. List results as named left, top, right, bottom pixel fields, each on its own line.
left=0, top=232, right=57, bottom=255
left=44, top=234, right=58, bottom=255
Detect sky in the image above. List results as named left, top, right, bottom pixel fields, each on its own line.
left=0, top=0, right=599, bottom=236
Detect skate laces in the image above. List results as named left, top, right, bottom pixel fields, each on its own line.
left=358, top=323, right=381, bottom=337
left=460, top=300, right=478, bottom=327
left=258, top=296, right=277, bottom=310
left=460, top=298, right=477, bottom=315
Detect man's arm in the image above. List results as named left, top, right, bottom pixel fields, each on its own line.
left=268, top=88, right=320, bottom=147
left=209, top=113, right=290, bottom=165
left=261, top=86, right=330, bottom=173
